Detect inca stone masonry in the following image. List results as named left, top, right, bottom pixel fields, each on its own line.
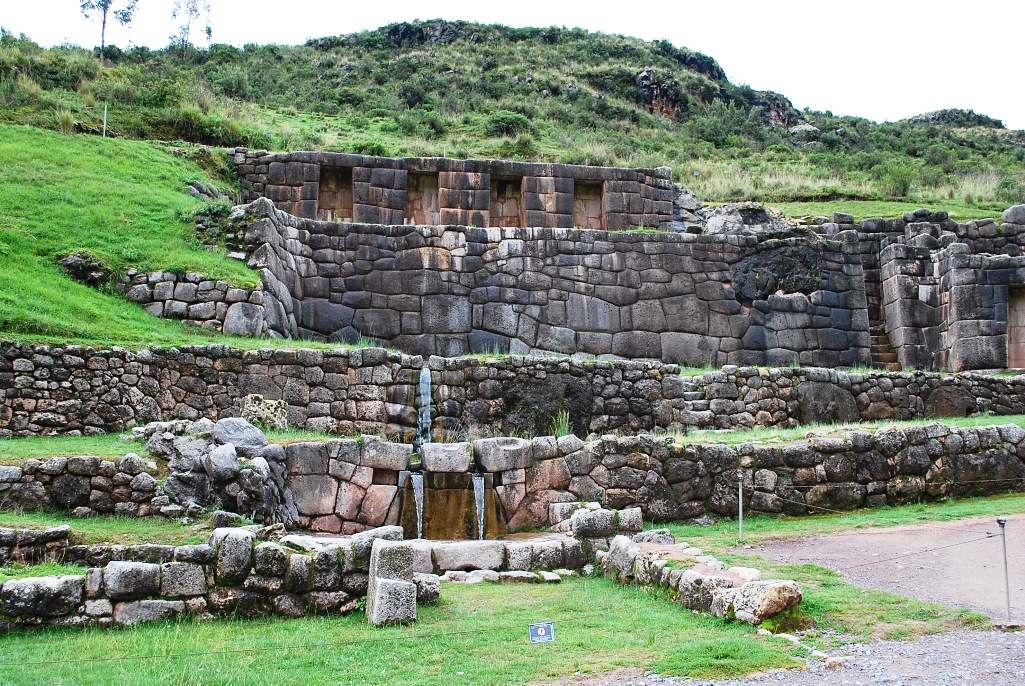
left=224, top=149, right=1025, bottom=372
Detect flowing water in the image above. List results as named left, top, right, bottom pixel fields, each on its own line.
left=410, top=472, right=425, bottom=539
left=472, top=474, right=485, bottom=540
left=417, top=368, right=432, bottom=447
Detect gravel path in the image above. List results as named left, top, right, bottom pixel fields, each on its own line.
left=550, top=630, right=1025, bottom=686
left=752, top=514, right=1025, bottom=622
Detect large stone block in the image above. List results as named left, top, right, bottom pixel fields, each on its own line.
left=290, top=475, right=339, bottom=517
left=0, top=575, right=84, bottom=617
left=474, top=437, right=532, bottom=472
left=159, top=562, right=207, bottom=598
left=710, top=580, right=802, bottom=624
left=212, top=417, right=268, bottom=452
left=431, top=540, right=506, bottom=571
left=104, top=561, right=160, bottom=600
left=361, top=436, right=412, bottom=470
left=367, top=578, right=417, bottom=626
left=113, top=599, right=185, bottom=626
left=215, top=529, right=255, bottom=586
left=421, top=442, right=472, bottom=472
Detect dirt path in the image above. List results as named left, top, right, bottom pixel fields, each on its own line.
left=537, top=515, right=1025, bottom=686
left=752, top=513, right=1025, bottom=622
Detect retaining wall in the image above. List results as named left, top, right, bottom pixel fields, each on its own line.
left=5, top=342, right=1025, bottom=439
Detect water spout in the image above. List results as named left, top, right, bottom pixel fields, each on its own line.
left=472, top=474, right=485, bottom=540
left=417, top=368, right=432, bottom=447
left=411, top=472, right=425, bottom=539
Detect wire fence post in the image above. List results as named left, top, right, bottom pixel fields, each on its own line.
left=737, top=468, right=744, bottom=543
left=998, top=516, right=1010, bottom=621
left=102, top=104, right=108, bottom=138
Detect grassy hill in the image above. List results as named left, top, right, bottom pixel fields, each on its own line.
left=1, top=20, right=1023, bottom=215
left=0, top=124, right=265, bottom=347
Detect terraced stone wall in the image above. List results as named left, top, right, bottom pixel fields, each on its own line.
left=241, top=199, right=873, bottom=365
left=4, top=342, right=1025, bottom=439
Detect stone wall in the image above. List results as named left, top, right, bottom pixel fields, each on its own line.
left=158, top=418, right=1025, bottom=531
left=0, top=524, right=404, bottom=631
left=241, top=198, right=873, bottom=365
left=0, top=454, right=160, bottom=516
left=5, top=342, right=1025, bottom=440
left=0, top=525, right=69, bottom=566
left=116, top=269, right=266, bottom=337
left=231, top=149, right=675, bottom=230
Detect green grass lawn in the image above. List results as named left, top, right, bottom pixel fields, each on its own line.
left=772, top=199, right=1007, bottom=223
left=0, top=510, right=211, bottom=546
left=0, top=572, right=978, bottom=686
left=662, top=492, right=1025, bottom=550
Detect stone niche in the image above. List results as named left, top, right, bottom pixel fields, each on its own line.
left=405, top=173, right=440, bottom=226
left=573, top=181, right=604, bottom=230
left=489, top=177, right=524, bottom=228
left=317, top=167, right=353, bottom=222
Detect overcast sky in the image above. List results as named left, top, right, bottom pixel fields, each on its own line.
left=6, top=0, right=1024, bottom=130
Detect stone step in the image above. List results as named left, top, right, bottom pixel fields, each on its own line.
left=874, top=352, right=899, bottom=364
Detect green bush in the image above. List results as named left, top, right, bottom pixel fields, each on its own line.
left=485, top=110, right=532, bottom=136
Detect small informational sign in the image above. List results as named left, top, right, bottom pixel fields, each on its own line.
left=528, top=622, right=555, bottom=644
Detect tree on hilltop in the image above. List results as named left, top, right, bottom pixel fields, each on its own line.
left=79, top=0, right=138, bottom=57
left=170, top=0, right=212, bottom=57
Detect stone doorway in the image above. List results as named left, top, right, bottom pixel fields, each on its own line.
left=489, top=177, right=524, bottom=227
left=405, top=173, right=441, bottom=225
left=1009, top=287, right=1025, bottom=368
left=573, top=181, right=604, bottom=230
left=317, top=167, right=353, bottom=221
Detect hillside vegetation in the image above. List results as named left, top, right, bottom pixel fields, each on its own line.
left=1, top=20, right=1023, bottom=215
left=0, top=124, right=264, bottom=347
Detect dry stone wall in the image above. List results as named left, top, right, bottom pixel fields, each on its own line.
left=5, top=342, right=1025, bottom=440
left=240, top=198, right=873, bottom=366
left=0, top=524, right=405, bottom=632
left=0, top=454, right=160, bottom=516
left=116, top=269, right=266, bottom=337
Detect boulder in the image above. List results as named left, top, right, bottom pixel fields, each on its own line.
left=211, top=417, right=268, bottom=453
left=204, top=443, right=241, bottom=482
left=603, top=535, right=638, bottom=582
left=617, top=507, right=643, bottom=533
left=710, top=580, right=803, bottom=624
left=1003, top=204, right=1025, bottom=225
left=160, top=562, right=207, bottom=598
left=360, top=436, right=412, bottom=471
left=421, top=442, right=472, bottom=472
left=632, top=529, right=676, bottom=545
left=674, top=569, right=736, bottom=611
left=0, top=575, right=84, bottom=617
left=413, top=572, right=441, bottom=603
left=103, top=562, right=160, bottom=600
left=222, top=302, right=264, bottom=337
left=797, top=382, right=859, bottom=425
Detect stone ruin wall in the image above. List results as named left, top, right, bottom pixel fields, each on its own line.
left=243, top=199, right=873, bottom=367
left=4, top=342, right=1025, bottom=440
left=231, top=149, right=675, bottom=231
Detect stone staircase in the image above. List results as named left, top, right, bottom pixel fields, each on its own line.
left=870, top=323, right=901, bottom=371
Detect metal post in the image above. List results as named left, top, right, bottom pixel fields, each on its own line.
left=998, top=516, right=1010, bottom=621
left=102, top=105, right=107, bottom=138
left=738, top=468, right=744, bottom=543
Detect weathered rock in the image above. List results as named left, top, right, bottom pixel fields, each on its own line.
left=474, top=437, right=532, bottom=471
left=632, top=529, right=676, bottom=545
left=160, top=562, right=207, bottom=598
left=0, top=575, right=84, bottom=617
left=413, top=572, right=441, bottom=603
left=215, top=529, right=255, bottom=586
left=603, top=535, right=638, bottom=582
left=204, top=443, right=241, bottom=482
left=113, top=599, right=185, bottom=626
left=367, top=578, right=417, bottom=626
left=710, top=580, right=803, bottom=624
left=104, top=562, right=160, bottom=600
left=211, top=417, right=268, bottom=452
left=571, top=508, right=616, bottom=538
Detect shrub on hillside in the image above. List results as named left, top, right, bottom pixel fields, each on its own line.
left=485, top=110, right=532, bottom=137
